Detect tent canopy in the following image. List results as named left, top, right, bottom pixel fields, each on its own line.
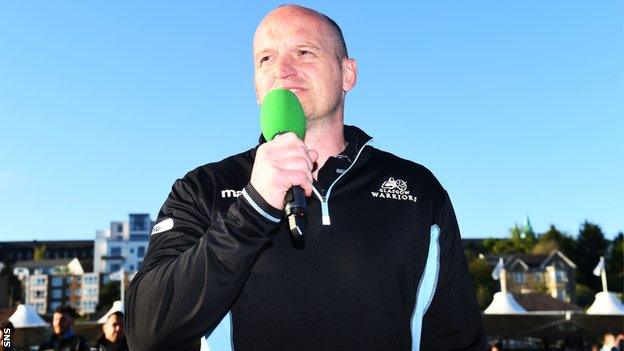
left=8, top=304, right=48, bottom=328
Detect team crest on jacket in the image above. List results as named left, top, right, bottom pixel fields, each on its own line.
left=371, top=177, right=417, bottom=203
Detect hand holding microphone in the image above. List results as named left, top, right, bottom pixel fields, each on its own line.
left=250, top=89, right=317, bottom=238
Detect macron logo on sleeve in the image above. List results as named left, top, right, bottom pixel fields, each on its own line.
left=221, top=189, right=242, bottom=198
left=151, top=218, right=174, bottom=235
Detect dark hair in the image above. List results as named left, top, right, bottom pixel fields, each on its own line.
left=108, top=311, right=124, bottom=320
left=54, top=305, right=79, bottom=319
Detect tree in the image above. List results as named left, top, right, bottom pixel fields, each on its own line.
left=575, top=221, right=608, bottom=293
left=0, top=263, right=23, bottom=306
left=33, top=245, right=46, bottom=261
left=467, top=255, right=497, bottom=310
left=607, top=232, right=623, bottom=293
left=510, top=222, right=536, bottom=253
left=532, top=225, right=577, bottom=257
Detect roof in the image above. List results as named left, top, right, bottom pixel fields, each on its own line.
left=8, top=304, right=48, bottom=327
left=513, top=293, right=582, bottom=312
left=484, top=292, right=527, bottom=314
left=502, top=250, right=576, bottom=271
left=14, top=258, right=93, bottom=273
left=586, top=291, right=624, bottom=315
left=0, top=240, right=94, bottom=249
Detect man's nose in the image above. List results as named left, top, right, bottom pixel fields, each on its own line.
left=274, top=55, right=296, bottom=79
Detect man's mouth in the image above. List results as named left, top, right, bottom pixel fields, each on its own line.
left=279, top=86, right=305, bottom=94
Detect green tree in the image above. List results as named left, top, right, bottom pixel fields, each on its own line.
left=510, top=222, right=536, bottom=253
left=0, top=263, right=22, bottom=306
left=575, top=221, right=608, bottom=293
left=467, top=255, right=497, bottom=310
left=33, top=245, right=46, bottom=261
left=532, top=225, right=577, bottom=257
left=575, top=283, right=596, bottom=309
left=607, top=232, right=623, bottom=293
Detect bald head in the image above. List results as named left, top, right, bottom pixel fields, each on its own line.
left=255, top=5, right=348, bottom=59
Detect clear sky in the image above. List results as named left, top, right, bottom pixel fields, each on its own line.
left=1, top=1, right=622, bottom=242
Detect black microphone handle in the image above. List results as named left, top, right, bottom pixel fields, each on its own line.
left=284, top=185, right=307, bottom=238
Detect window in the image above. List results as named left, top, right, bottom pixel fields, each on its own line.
left=51, top=277, right=63, bottom=287
left=117, top=224, right=123, bottom=232
left=65, top=289, right=71, bottom=297
left=51, top=289, right=62, bottom=299
left=514, top=272, right=524, bottom=284
left=534, top=272, right=542, bottom=282
left=50, top=301, right=60, bottom=312
left=131, top=219, right=146, bottom=231
left=129, top=265, right=134, bottom=270
left=556, top=271, right=568, bottom=283
left=130, top=248, right=134, bottom=254
left=111, top=264, right=121, bottom=272
left=137, top=261, right=142, bottom=270
left=138, top=247, right=145, bottom=258
left=110, top=247, right=122, bottom=256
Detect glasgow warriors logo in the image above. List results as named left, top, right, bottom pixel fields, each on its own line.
left=371, top=177, right=417, bottom=203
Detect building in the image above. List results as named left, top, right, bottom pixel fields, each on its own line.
left=493, top=250, right=577, bottom=303
left=13, top=258, right=99, bottom=315
left=0, top=240, right=93, bottom=263
left=94, top=213, right=152, bottom=276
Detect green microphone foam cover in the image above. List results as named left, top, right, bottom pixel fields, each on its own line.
left=260, top=89, right=306, bottom=141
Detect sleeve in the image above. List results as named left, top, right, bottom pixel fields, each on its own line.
left=125, top=176, right=283, bottom=351
left=419, top=191, right=485, bottom=350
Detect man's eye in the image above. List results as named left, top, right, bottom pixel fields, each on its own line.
left=258, top=56, right=271, bottom=66
left=298, top=50, right=312, bottom=56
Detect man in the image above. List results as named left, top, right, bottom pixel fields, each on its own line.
left=91, top=312, right=128, bottom=351
left=38, top=306, right=89, bottom=351
left=126, top=5, right=484, bottom=350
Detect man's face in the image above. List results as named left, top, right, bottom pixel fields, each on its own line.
left=102, top=314, right=124, bottom=343
left=52, top=312, right=72, bottom=336
left=253, top=7, right=356, bottom=122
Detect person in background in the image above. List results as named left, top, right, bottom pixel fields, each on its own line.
left=38, top=306, right=89, bottom=351
left=91, top=312, right=127, bottom=351
left=601, top=333, right=618, bottom=351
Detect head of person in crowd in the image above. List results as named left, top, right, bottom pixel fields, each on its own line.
left=102, top=312, right=125, bottom=344
left=52, top=305, right=78, bottom=337
left=253, top=5, right=357, bottom=129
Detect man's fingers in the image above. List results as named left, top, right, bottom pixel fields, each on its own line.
left=308, top=149, right=319, bottom=163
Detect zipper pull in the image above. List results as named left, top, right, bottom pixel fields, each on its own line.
left=320, top=189, right=331, bottom=225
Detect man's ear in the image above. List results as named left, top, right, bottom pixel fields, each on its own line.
left=342, top=58, right=357, bottom=92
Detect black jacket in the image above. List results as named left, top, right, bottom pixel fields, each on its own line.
left=38, top=332, right=90, bottom=351
left=126, top=125, right=484, bottom=351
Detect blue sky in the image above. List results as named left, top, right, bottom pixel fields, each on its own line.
left=1, top=1, right=622, bottom=241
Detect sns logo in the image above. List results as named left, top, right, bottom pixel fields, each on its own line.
left=371, top=177, right=417, bottom=203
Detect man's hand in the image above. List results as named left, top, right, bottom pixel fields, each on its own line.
left=250, top=132, right=319, bottom=210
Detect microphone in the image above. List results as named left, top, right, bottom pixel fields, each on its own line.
left=260, top=88, right=307, bottom=239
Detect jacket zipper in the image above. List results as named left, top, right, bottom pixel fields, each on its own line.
left=312, top=140, right=373, bottom=226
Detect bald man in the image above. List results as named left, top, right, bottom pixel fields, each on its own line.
left=126, top=5, right=483, bottom=350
